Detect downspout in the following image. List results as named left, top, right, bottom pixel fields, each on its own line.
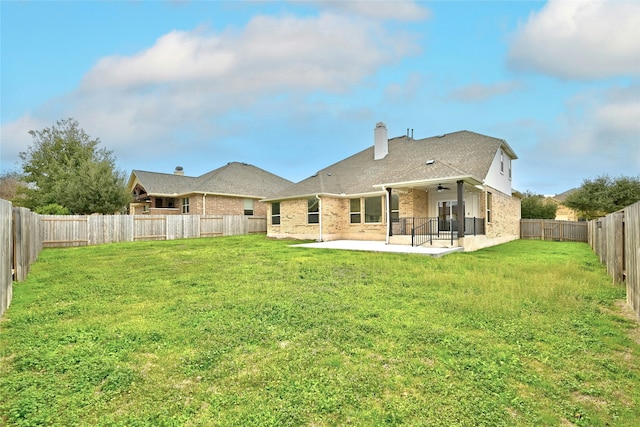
left=383, top=186, right=390, bottom=244
left=316, top=194, right=323, bottom=242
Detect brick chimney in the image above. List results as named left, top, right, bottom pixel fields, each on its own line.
left=174, top=166, right=184, bottom=176
left=374, top=122, right=388, bottom=160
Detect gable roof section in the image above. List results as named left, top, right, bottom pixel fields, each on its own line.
left=129, top=162, right=293, bottom=199
left=551, top=188, right=578, bottom=203
left=265, top=130, right=516, bottom=201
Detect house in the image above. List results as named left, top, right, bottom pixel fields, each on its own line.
left=127, top=162, right=293, bottom=216
left=546, top=189, right=580, bottom=221
left=263, top=122, right=521, bottom=251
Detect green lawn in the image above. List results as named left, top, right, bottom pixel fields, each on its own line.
left=0, top=236, right=638, bottom=426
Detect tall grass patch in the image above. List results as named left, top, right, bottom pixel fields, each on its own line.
left=1, top=236, right=638, bottom=426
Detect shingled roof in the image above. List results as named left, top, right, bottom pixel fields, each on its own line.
left=129, top=162, right=293, bottom=199
left=264, top=130, right=517, bottom=201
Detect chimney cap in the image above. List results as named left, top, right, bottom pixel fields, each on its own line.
left=174, top=166, right=184, bottom=176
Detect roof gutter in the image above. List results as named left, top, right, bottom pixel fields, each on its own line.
left=373, top=174, right=483, bottom=190
left=262, top=191, right=351, bottom=203
left=382, top=185, right=390, bottom=245
left=144, top=191, right=264, bottom=199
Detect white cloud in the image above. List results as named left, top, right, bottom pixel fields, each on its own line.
left=0, top=114, right=50, bottom=170
left=508, top=0, right=640, bottom=79
left=81, top=12, right=417, bottom=94
left=2, top=11, right=419, bottom=173
left=449, top=80, right=523, bottom=102
left=314, top=0, right=431, bottom=22
left=521, top=84, right=640, bottom=191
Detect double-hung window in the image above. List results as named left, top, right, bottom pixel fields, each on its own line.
left=350, top=198, right=361, bottom=224
left=271, top=202, right=280, bottom=225
left=244, top=199, right=254, bottom=216
left=308, top=198, right=319, bottom=224
left=182, top=197, right=190, bottom=214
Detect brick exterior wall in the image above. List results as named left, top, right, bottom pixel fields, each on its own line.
left=398, top=189, right=428, bottom=217
left=268, top=198, right=321, bottom=240
left=268, top=196, right=388, bottom=241
left=483, top=187, right=520, bottom=240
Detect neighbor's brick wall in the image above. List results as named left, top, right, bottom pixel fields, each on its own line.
left=188, top=195, right=266, bottom=216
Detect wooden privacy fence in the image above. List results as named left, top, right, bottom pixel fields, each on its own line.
left=588, top=201, right=640, bottom=319
left=520, top=219, right=588, bottom=242
left=0, top=201, right=43, bottom=317
left=1, top=200, right=13, bottom=317
left=41, top=214, right=267, bottom=248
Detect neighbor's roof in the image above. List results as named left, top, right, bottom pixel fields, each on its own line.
left=129, top=162, right=294, bottom=198
left=551, top=188, right=578, bottom=203
left=264, top=130, right=517, bottom=201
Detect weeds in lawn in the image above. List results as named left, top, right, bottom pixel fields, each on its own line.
left=0, top=236, right=638, bottom=426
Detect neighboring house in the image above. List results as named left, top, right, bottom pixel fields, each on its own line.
left=547, top=189, right=580, bottom=221
left=263, top=122, right=521, bottom=251
left=127, top=162, right=293, bottom=216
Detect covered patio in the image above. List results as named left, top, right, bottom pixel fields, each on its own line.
left=382, top=178, right=487, bottom=247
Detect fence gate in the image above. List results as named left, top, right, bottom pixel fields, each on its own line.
left=544, top=221, right=559, bottom=240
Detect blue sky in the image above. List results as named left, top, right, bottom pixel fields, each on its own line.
left=1, top=0, right=639, bottom=196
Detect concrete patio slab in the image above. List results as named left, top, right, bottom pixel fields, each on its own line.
left=291, top=240, right=463, bottom=257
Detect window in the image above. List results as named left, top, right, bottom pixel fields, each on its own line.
left=391, top=193, right=399, bottom=222
left=244, top=199, right=254, bottom=216
left=500, top=150, right=504, bottom=173
left=271, top=202, right=280, bottom=225
left=364, top=196, right=382, bottom=223
left=508, top=158, right=512, bottom=179
left=308, top=198, right=319, bottom=224
left=155, top=198, right=176, bottom=208
left=487, top=192, right=492, bottom=223
left=350, top=198, right=361, bottom=224
left=182, top=197, right=190, bottom=214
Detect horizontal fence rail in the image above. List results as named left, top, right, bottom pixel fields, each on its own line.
left=520, top=219, right=588, bottom=242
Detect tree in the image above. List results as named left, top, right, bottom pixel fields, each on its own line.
left=0, top=170, right=26, bottom=202
left=521, top=191, right=557, bottom=219
left=18, top=118, right=131, bottom=214
left=564, top=175, right=640, bottom=220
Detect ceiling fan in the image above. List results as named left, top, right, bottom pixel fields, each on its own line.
left=436, top=184, right=450, bottom=192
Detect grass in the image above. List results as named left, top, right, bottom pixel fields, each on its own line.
left=0, top=236, right=638, bottom=426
